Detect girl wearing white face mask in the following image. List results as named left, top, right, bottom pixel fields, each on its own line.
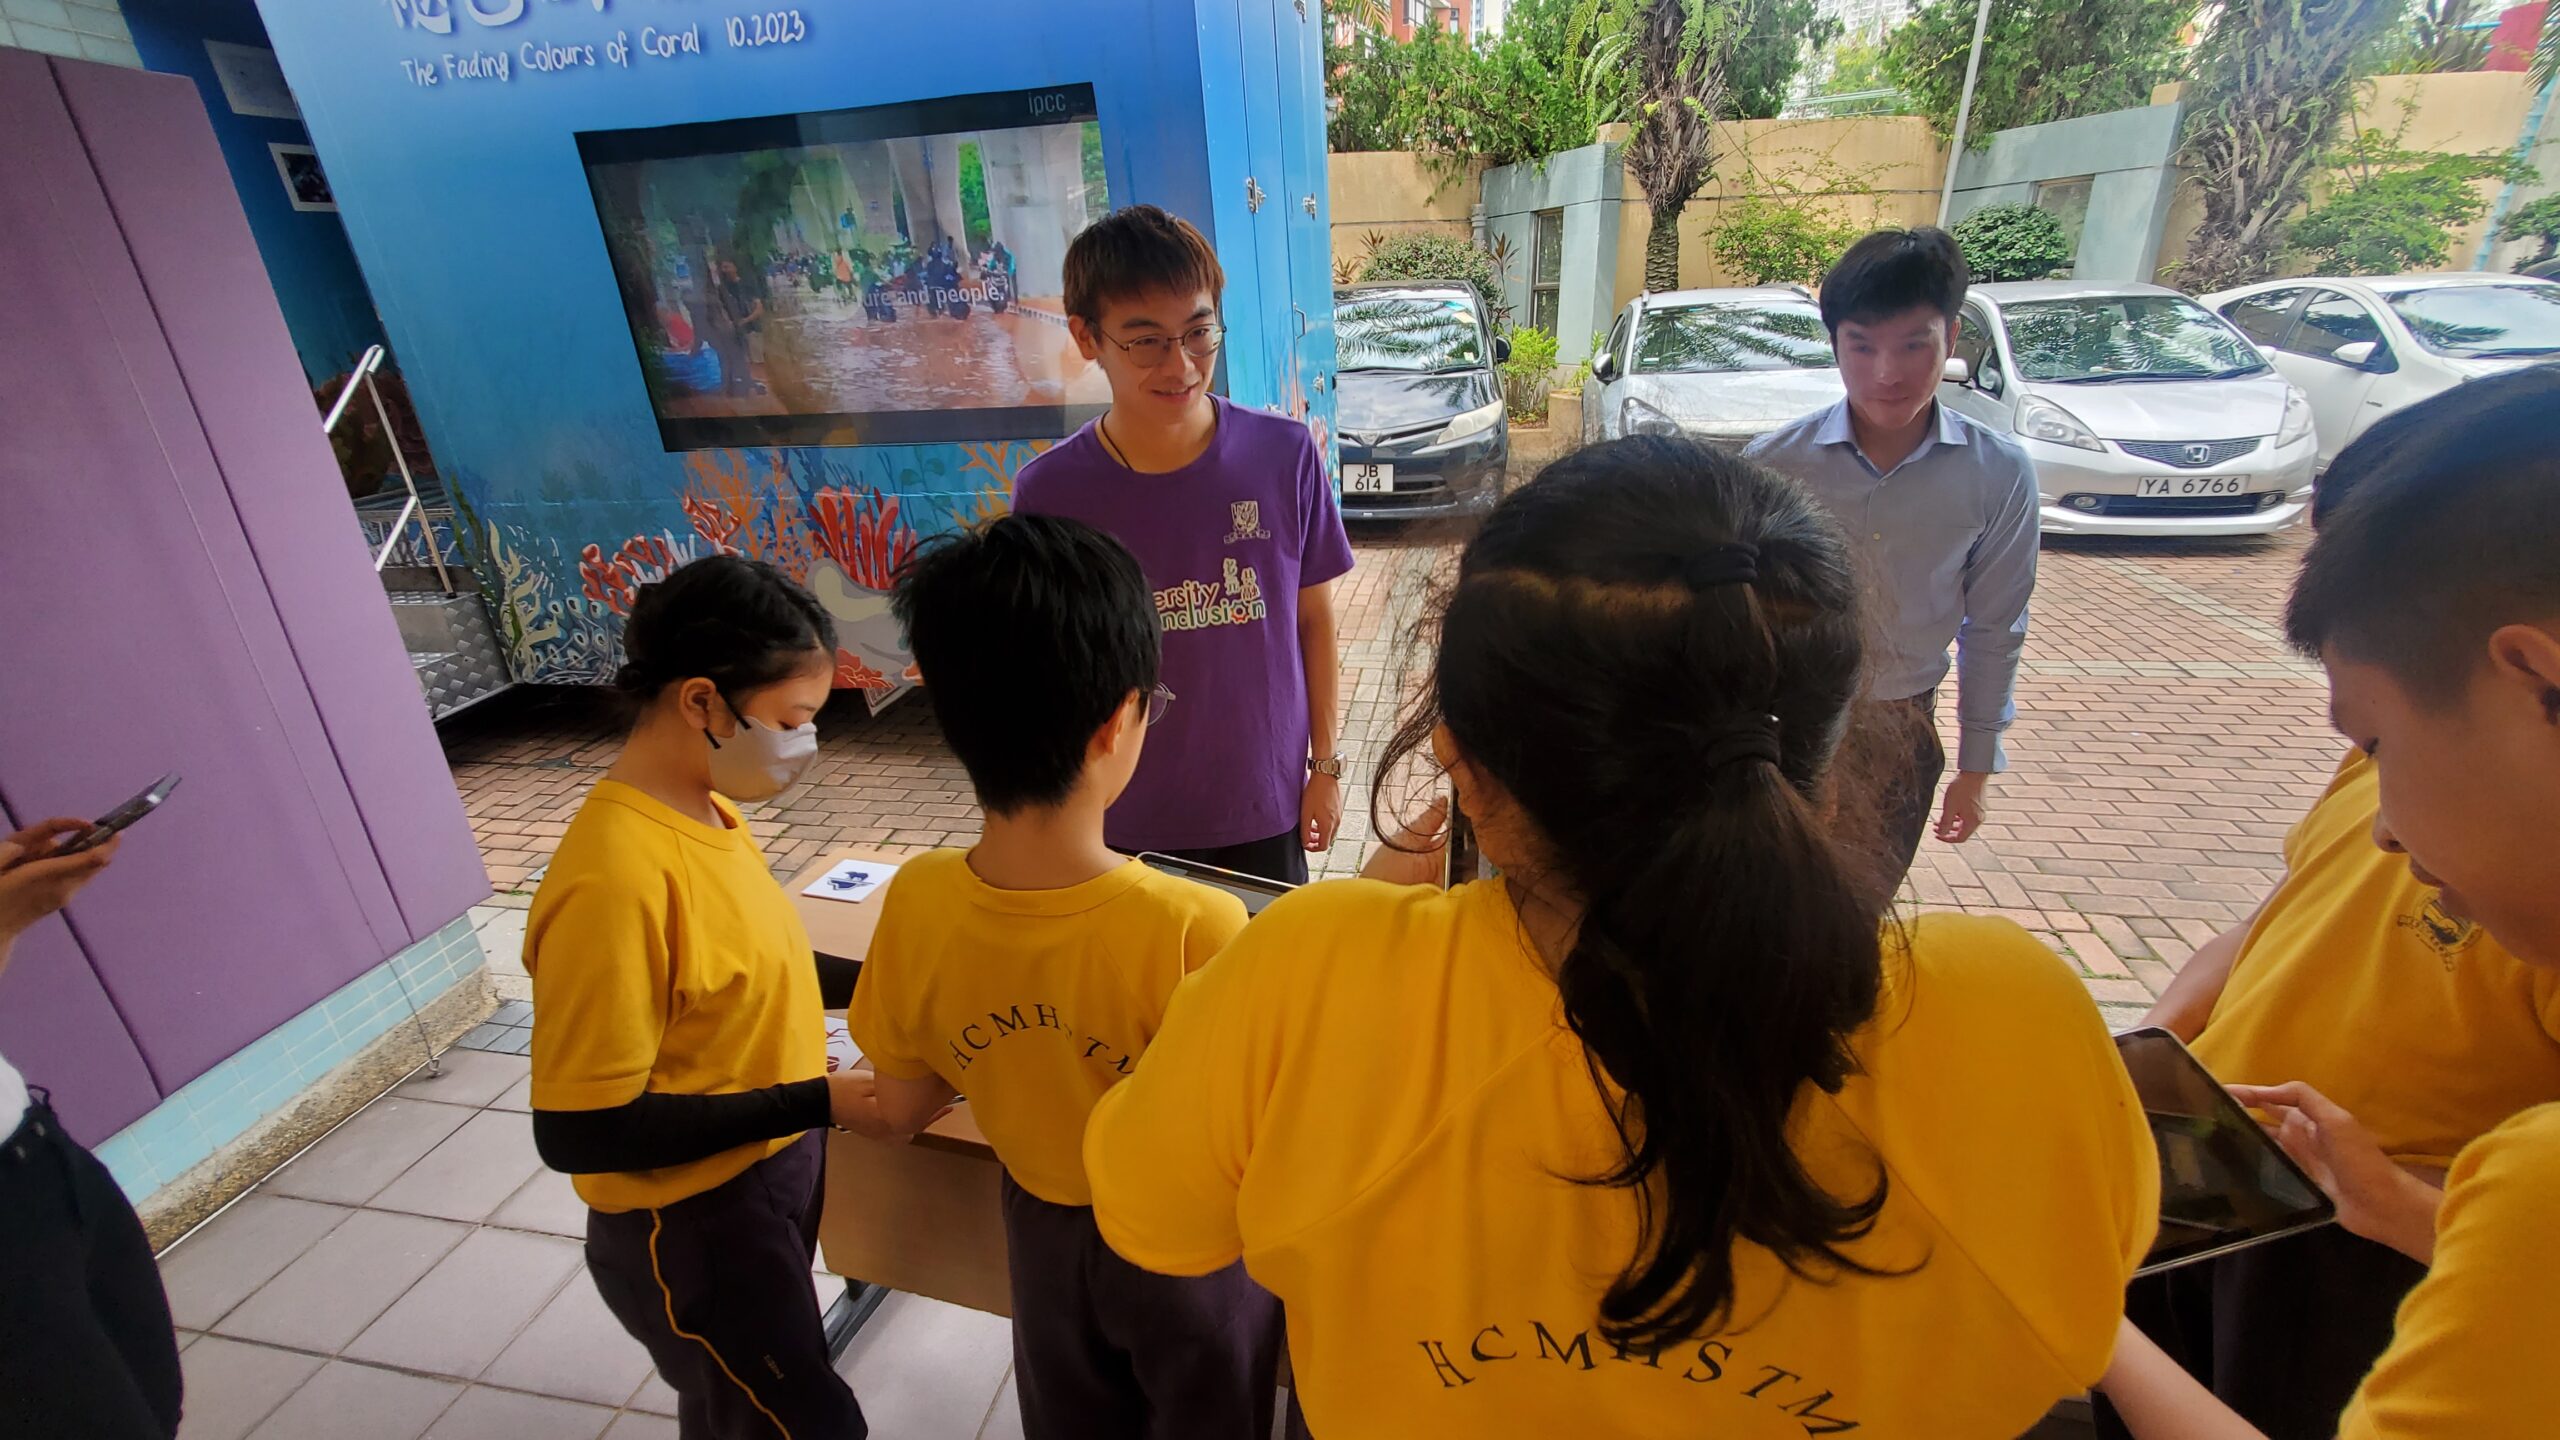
left=526, top=555, right=887, bottom=1440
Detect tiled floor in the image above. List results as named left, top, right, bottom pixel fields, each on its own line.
left=159, top=1046, right=1023, bottom=1440
left=446, top=527, right=2339, bottom=1026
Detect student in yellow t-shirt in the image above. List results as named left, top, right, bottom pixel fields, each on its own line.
left=525, top=556, right=883, bottom=1440
left=2098, top=367, right=2560, bottom=1440
left=2094, top=412, right=2560, bottom=1440
left=835, top=514, right=1281, bottom=1439
left=1082, top=436, right=2160, bottom=1439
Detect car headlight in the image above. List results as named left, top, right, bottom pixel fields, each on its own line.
left=2276, top=387, right=2314, bottom=447
left=1434, top=400, right=1504, bottom=447
left=2015, top=396, right=2103, bottom=452
left=1620, top=396, right=1682, bottom=437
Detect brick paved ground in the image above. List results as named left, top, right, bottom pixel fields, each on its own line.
left=444, top=526, right=2335, bottom=1025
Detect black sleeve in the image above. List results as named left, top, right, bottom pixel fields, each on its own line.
left=813, top=951, right=860, bottom=1011
left=532, top=1079, right=830, bottom=1176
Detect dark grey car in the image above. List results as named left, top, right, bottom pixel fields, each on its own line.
left=1333, top=281, right=1510, bottom=520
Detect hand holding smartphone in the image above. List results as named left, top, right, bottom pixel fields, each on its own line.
left=53, top=774, right=181, bottom=856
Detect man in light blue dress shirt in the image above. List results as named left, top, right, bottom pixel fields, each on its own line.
left=1745, top=227, right=2037, bottom=878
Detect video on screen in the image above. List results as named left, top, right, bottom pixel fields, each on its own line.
left=578, top=85, right=1113, bottom=450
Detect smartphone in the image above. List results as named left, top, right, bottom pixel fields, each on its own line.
left=55, top=774, right=182, bottom=855
left=2114, top=1027, right=2336, bottom=1275
left=1137, top=852, right=1296, bottom=916
left=1445, top=797, right=1484, bottom=888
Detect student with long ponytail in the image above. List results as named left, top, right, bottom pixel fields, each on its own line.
left=1083, top=437, right=2159, bottom=1437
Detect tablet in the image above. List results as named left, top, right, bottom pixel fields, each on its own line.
left=2115, top=1027, right=2337, bottom=1275
left=1137, top=853, right=1297, bottom=915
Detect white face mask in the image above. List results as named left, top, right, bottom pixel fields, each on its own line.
left=707, top=694, right=819, bottom=802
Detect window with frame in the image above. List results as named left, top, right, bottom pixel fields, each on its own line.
left=2289, top=291, right=2387, bottom=364
left=1952, top=303, right=1997, bottom=387
left=2219, top=288, right=2305, bottom=347
left=1531, top=209, right=1564, bottom=336
left=2032, top=177, right=2095, bottom=269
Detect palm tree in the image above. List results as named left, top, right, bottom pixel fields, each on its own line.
left=1579, top=0, right=1740, bottom=293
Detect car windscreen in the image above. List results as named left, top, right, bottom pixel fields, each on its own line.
left=1334, top=294, right=1485, bottom=372
left=2385, top=284, right=2560, bottom=359
left=2000, top=295, right=2270, bottom=382
left=1632, top=302, right=1834, bottom=374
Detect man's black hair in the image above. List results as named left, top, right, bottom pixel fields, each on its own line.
left=892, top=514, right=1161, bottom=814
left=1817, top=227, right=1967, bottom=335
left=2287, top=364, right=2560, bottom=701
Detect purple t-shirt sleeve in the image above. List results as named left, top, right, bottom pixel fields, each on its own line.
left=1296, top=431, right=1354, bottom=589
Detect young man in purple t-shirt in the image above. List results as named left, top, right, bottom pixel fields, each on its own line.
left=1011, top=205, right=1353, bottom=884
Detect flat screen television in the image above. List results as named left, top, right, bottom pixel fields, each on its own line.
left=578, top=84, right=1112, bottom=450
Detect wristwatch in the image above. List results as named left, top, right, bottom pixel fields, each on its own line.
left=1308, top=753, right=1347, bottom=779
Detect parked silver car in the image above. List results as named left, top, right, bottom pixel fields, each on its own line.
left=1584, top=286, right=1846, bottom=447
left=1941, top=282, right=2318, bottom=537
left=2200, top=272, right=2560, bottom=470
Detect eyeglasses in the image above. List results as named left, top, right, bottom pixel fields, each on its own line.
left=1100, top=323, right=1225, bottom=370
left=1144, top=683, right=1176, bottom=728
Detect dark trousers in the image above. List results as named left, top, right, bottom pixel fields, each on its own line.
left=1000, top=1171, right=1284, bottom=1440
left=2094, top=1225, right=2427, bottom=1440
left=1879, top=690, right=1946, bottom=882
left=1157, top=828, right=1308, bottom=887
left=586, top=1131, right=865, bottom=1440
left=0, top=1095, right=182, bottom=1440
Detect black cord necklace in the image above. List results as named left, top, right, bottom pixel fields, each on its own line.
left=1097, top=406, right=1217, bottom=474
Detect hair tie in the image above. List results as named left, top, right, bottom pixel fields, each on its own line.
left=1700, top=711, right=1782, bottom=771
left=1681, top=542, right=1759, bottom=590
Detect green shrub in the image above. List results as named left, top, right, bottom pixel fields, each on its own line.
left=1500, top=325, right=1561, bottom=421
left=2504, top=194, right=2560, bottom=268
left=1951, top=204, right=2074, bottom=281
left=1712, top=197, right=1861, bottom=286
left=1358, top=232, right=1514, bottom=327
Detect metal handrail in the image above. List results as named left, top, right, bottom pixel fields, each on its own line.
left=328, top=345, right=453, bottom=594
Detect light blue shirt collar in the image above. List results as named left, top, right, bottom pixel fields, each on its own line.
left=1809, top=400, right=1968, bottom=475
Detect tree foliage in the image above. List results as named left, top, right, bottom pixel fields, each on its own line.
left=1358, top=231, right=1516, bottom=326
left=2288, top=128, right=2532, bottom=273
left=1579, top=0, right=1738, bottom=291
left=2502, top=194, right=2560, bottom=267
left=2173, top=0, right=2404, bottom=294
left=2363, top=0, right=2496, bottom=74
left=1951, top=203, right=2074, bottom=280
left=1712, top=197, right=1861, bottom=283
left=1881, top=0, right=2193, bottom=149
left=1723, top=0, right=1840, bottom=120
left=1325, top=0, right=1623, bottom=164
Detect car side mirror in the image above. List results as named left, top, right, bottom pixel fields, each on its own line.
left=1591, top=351, right=1617, bottom=382
left=1493, top=334, right=1513, bottom=364
left=2332, top=340, right=2379, bottom=368
left=1941, top=357, right=1971, bottom=386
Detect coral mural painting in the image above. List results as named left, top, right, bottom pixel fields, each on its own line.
left=473, top=438, right=1050, bottom=708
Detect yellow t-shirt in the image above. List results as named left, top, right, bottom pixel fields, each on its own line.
left=848, top=851, right=1247, bottom=1206
left=1084, top=880, right=2158, bottom=1439
left=2193, top=753, right=2560, bottom=1168
left=525, top=780, right=826, bottom=1212
left=2338, top=1101, right=2560, bottom=1438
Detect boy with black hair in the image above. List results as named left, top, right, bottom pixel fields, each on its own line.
left=839, top=513, right=1283, bottom=1439
left=1745, top=225, right=2038, bottom=879
left=2092, top=390, right=2560, bottom=1440
left=1013, top=204, right=1355, bottom=885
left=2100, top=365, right=2560, bottom=1438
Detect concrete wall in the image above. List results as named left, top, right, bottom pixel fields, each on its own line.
left=1328, top=150, right=1479, bottom=276
left=1945, top=103, right=2185, bottom=282
left=1614, top=116, right=1943, bottom=308
left=1483, top=142, right=1625, bottom=363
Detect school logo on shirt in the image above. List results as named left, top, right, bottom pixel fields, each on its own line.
left=1225, top=500, right=1271, bottom=545
left=2398, top=895, right=2480, bottom=970
left=1413, top=1321, right=1857, bottom=1432
left=939, top=1000, right=1138, bottom=1078
left=1156, top=561, right=1268, bottom=632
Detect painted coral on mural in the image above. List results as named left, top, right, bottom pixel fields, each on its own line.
left=473, top=439, right=1048, bottom=699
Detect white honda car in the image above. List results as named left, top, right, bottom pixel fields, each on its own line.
left=1940, top=282, right=2319, bottom=536
left=2200, top=273, right=2560, bottom=469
